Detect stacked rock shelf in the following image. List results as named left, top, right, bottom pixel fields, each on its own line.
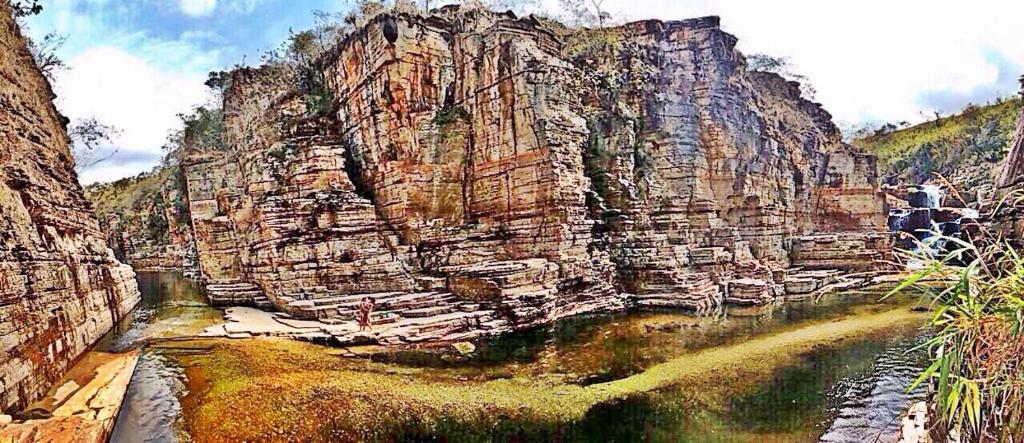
left=887, top=185, right=978, bottom=255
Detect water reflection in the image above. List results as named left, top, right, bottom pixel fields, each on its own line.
left=376, top=289, right=923, bottom=385
left=109, top=352, right=188, bottom=443
left=107, top=274, right=928, bottom=442
left=820, top=335, right=928, bottom=441
left=484, top=329, right=926, bottom=442
left=374, top=290, right=928, bottom=441
left=108, top=272, right=219, bottom=443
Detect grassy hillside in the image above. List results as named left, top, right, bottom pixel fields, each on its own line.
left=854, top=97, right=1023, bottom=188
left=86, top=168, right=173, bottom=217
left=84, top=166, right=188, bottom=242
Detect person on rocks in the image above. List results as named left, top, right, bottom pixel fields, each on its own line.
left=357, top=297, right=375, bottom=332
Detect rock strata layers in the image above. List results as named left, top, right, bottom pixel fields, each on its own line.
left=85, top=169, right=197, bottom=274
left=0, top=5, right=140, bottom=414
left=998, top=78, right=1024, bottom=188
left=181, top=7, right=888, bottom=344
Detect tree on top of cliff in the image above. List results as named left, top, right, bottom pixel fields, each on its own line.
left=557, top=0, right=613, bottom=28
left=69, top=117, right=121, bottom=172
left=12, top=3, right=68, bottom=81
left=11, top=0, right=42, bottom=17
left=747, top=54, right=816, bottom=100
left=26, top=31, right=68, bottom=80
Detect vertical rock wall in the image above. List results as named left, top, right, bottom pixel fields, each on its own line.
left=0, top=5, right=139, bottom=413
left=85, top=168, right=198, bottom=273
left=998, top=78, right=1024, bottom=188
left=572, top=18, right=887, bottom=306
left=186, top=7, right=890, bottom=342
left=322, top=11, right=621, bottom=324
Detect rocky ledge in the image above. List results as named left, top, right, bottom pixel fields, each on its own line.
left=176, top=7, right=889, bottom=346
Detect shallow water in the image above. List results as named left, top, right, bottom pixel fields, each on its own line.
left=108, top=273, right=930, bottom=442
left=382, top=290, right=925, bottom=383
left=107, top=272, right=220, bottom=443
left=545, top=331, right=926, bottom=442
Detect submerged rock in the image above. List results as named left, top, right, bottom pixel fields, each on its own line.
left=452, top=342, right=477, bottom=356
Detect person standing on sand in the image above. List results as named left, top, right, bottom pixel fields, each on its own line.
left=357, top=297, right=375, bottom=331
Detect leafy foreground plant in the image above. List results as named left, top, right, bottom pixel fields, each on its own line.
left=888, top=223, right=1024, bottom=440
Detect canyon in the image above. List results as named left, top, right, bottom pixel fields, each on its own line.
left=96, top=7, right=894, bottom=346
left=0, top=0, right=139, bottom=424
left=4, top=2, right=1023, bottom=441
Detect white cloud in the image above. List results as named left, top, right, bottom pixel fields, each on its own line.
left=25, top=0, right=1024, bottom=184
left=544, top=0, right=1024, bottom=126
left=223, top=0, right=264, bottom=14
left=180, top=0, right=218, bottom=17
left=53, top=46, right=213, bottom=184
left=178, top=0, right=266, bottom=17
left=18, top=0, right=221, bottom=184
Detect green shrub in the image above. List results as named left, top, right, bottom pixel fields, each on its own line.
left=433, top=105, right=470, bottom=126
left=888, top=200, right=1024, bottom=439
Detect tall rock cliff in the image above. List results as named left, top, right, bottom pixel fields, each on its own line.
left=183, top=7, right=888, bottom=343
left=85, top=168, right=197, bottom=273
left=0, top=5, right=139, bottom=413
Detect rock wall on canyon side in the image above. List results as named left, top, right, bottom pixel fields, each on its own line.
left=185, top=8, right=889, bottom=342
left=85, top=168, right=197, bottom=273
left=0, top=4, right=140, bottom=413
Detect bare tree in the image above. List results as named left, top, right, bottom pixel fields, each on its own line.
left=12, top=1, right=68, bottom=81
left=69, top=117, right=121, bottom=171
left=747, top=53, right=817, bottom=100
left=558, top=0, right=612, bottom=28
left=11, top=0, right=43, bottom=17
left=26, top=31, right=68, bottom=81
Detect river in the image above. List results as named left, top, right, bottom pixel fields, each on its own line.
left=104, top=272, right=929, bottom=442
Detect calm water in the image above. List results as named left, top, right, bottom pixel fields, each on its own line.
left=553, top=332, right=927, bottom=442
left=107, top=272, right=220, bottom=443
left=108, top=273, right=928, bottom=442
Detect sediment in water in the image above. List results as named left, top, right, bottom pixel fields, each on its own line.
left=172, top=301, right=929, bottom=441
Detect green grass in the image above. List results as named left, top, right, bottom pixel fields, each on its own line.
left=887, top=222, right=1024, bottom=439
left=854, top=98, right=1022, bottom=186
left=84, top=167, right=174, bottom=217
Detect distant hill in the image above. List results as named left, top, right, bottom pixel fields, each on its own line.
left=853, top=97, right=1023, bottom=190
left=84, top=166, right=194, bottom=270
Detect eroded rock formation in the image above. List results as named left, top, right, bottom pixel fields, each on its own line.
left=85, top=169, right=197, bottom=273
left=182, top=7, right=888, bottom=343
left=0, top=4, right=139, bottom=413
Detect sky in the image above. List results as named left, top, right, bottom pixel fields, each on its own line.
left=19, top=0, right=1024, bottom=184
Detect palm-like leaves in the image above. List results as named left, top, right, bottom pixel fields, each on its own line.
left=889, top=191, right=1024, bottom=440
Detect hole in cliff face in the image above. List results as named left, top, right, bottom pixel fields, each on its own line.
left=342, top=137, right=375, bottom=202
left=381, top=15, right=398, bottom=44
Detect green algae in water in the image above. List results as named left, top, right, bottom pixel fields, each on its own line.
left=108, top=272, right=221, bottom=442
left=171, top=300, right=929, bottom=441
left=374, top=289, right=925, bottom=386
left=403, top=328, right=929, bottom=442
left=109, top=273, right=931, bottom=442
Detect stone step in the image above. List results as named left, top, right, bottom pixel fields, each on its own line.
left=382, top=294, right=455, bottom=311
left=402, top=305, right=453, bottom=318
left=415, top=276, right=447, bottom=291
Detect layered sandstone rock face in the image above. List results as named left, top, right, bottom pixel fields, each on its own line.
left=986, top=86, right=1024, bottom=242
left=568, top=19, right=887, bottom=307
left=85, top=169, right=197, bottom=273
left=0, top=5, right=140, bottom=413
left=185, top=7, right=888, bottom=343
